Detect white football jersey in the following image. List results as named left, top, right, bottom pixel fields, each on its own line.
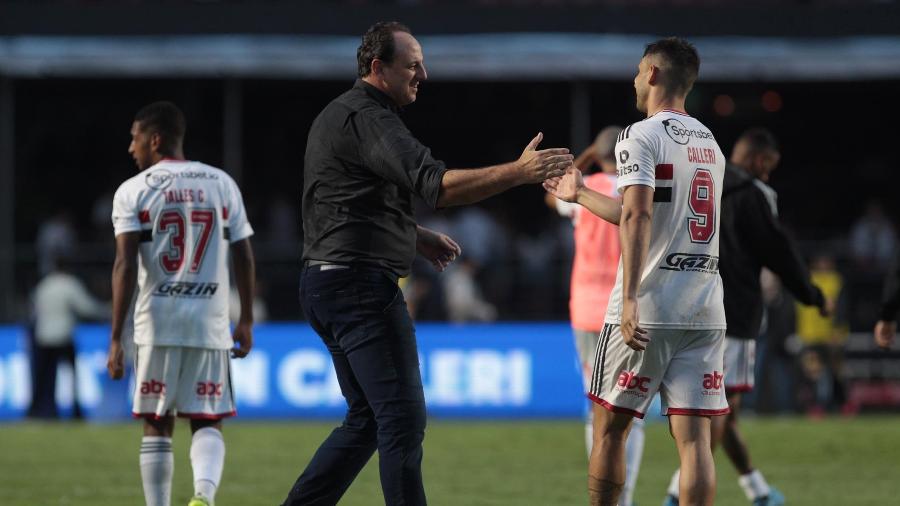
left=605, top=109, right=726, bottom=329
left=112, top=160, right=254, bottom=349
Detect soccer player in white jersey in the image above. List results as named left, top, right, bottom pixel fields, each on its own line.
left=545, top=38, right=727, bottom=505
left=106, top=102, right=256, bottom=506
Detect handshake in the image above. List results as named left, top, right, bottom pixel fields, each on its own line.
left=517, top=132, right=585, bottom=204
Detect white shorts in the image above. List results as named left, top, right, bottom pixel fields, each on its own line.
left=588, top=324, right=729, bottom=418
left=133, top=345, right=236, bottom=420
left=723, top=336, right=755, bottom=392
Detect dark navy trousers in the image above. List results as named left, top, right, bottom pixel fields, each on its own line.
left=283, top=266, right=427, bottom=506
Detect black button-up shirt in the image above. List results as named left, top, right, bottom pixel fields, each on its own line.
left=302, top=80, right=448, bottom=276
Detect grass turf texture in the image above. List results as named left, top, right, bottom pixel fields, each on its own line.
left=1, top=416, right=896, bottom=505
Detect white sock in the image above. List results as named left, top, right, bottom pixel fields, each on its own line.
left=738, top=469, right=771, bottom=501
left=190, top=427, right=225, bottom=502
left=140, top=436, right=173, bottom=506
left=667, top=468, right=681, bottom=498
left=620, top=417, right=646, bottom=506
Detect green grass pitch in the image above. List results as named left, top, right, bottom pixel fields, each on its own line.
left=1, top=416, right=897, bottom=505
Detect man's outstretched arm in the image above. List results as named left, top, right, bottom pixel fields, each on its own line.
left=437, top=132, right=572, bottom=207
left=544, top=167, right=622, bottom=225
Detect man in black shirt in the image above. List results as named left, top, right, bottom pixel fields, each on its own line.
left=282, top=22, right=573, bottom=506
left=664, top=129, right=826, bottom=506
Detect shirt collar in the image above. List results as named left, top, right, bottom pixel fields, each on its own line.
left=355, top=79, right=401, bottom=114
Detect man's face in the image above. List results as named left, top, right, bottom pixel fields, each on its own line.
left=732, top=139, right=781, bottom=182
left=634, top=57, right=652, bottom=113
left=380, top=32, right=427, bottom=106
left=129, top=121, right=159, bottom=171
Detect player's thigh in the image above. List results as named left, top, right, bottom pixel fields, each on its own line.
left=589, top=323, right=674, bottom=418
left=133, top=345, right=182, bottom=417
left=660, top=329, right=729, bottom=416
left=574, top=328, right=602, bottom=389
left=174, top=347, right=235, bottom=418
left=723, top=336, right=755, bottom=392
left=668, top=413, right=712, bottom=448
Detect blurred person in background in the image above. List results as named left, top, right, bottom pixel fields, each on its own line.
left=546, top=37, right=727, bottom=506
left=849, top=199, right=896, bottom=273
left=35, top=208, right=76, bottom=276
left=27, top=256, right=108, bottom=419
left=874, top=250, right=900, bottom=349
left=795, top=254, right=848, bottom=417
left=285, top=21, right=572, bottom=506
left=663, top=128, right=825, bottom=506
left=546, top=125, right=646, bottom=506
left=755, top=268, right=799, bottom=414
left=107, top=101, right=256, bottom=506
left=443, top=255, right=497, bottom=322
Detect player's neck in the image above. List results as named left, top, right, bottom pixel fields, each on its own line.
left=646, top=95, right=686, bottom=117
left=153, top=150, right=186, bottom=164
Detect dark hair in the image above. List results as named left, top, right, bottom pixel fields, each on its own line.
left=134, top=101, right=186, bottom=156
left=737, top=127, right=779, bottom=154
left=643, top=37, right=700, bottom=96
left=357, top=21, right=412, bottom=78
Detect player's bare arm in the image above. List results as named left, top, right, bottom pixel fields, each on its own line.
left=436, top=132, right=573, bottom=207
left=619, top=184, right=653, bottom=351
left=230, top=238, right=255, bottom=359
left=107, top=231, right=140, bottom=379
left=544, top=167, right=622, bottom=225
left=416, top=225, right=462, bottom=272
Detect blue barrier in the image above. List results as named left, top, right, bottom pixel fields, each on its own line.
left=0, top=323, right=588, bottom=420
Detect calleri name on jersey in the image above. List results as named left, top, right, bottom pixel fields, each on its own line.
left=605, top=110, right=727, bottom=329
left=112, top=160, right=254, bottom=349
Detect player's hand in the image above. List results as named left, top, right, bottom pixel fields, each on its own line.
left=621, top=299, right=649, bottom=352
left=232, top=320, right=253, bottom=358
left=517, top=132, right=573, bottom=184
left=416, top=227, right=462, bottom=272
left=107, top=339, right=125, bottom=380
left=874, top=320, right=896, bottom=349
left=543, top=167, right=584, bottom=203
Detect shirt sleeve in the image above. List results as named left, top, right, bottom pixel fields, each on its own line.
left=614, top=125, right=657, bottom=194
left=225, top=175, right=254, bottom=243
left=111, top=182, right=141, bottom=236
left=357, top=107, right=448, bottom=209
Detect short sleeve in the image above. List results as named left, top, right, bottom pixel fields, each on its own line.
left=111, top=183, right=141, bottom=236
left=614, top=124, right=657, bottom=194
left=225, top=176, right=254, bottom=243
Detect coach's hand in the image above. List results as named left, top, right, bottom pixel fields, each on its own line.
left=417, top=227, right=462, bottom=272
left=107, top=340, right=125, bottom=380
left=518, top=132, right=573, bottom=184
left=232, top=320, right=253, bottom=358
left=621, top=299, right=649, bottom=351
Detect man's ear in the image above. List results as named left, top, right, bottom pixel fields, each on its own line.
left=149, top=132, right=162, bottom=153
left=370, top=58, right=384, bottom=77
left=647, top=64, right=660, bottom=86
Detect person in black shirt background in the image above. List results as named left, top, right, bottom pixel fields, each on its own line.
left=664, top=129, right=826, bottom=506
left=282, top=21, right=573, bottom=506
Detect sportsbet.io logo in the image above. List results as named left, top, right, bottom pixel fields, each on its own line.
left=662, top=118, right=714, bottom=146
left=145, top=169, right=174, bottom=190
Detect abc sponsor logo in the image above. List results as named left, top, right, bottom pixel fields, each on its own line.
left=140, top=379, right=167, bottom=396
left=196, top=382, right=223, bottom=397
left=702, top=371, right=724, bottom=395
left=616, top=370, right=651, bottom=396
